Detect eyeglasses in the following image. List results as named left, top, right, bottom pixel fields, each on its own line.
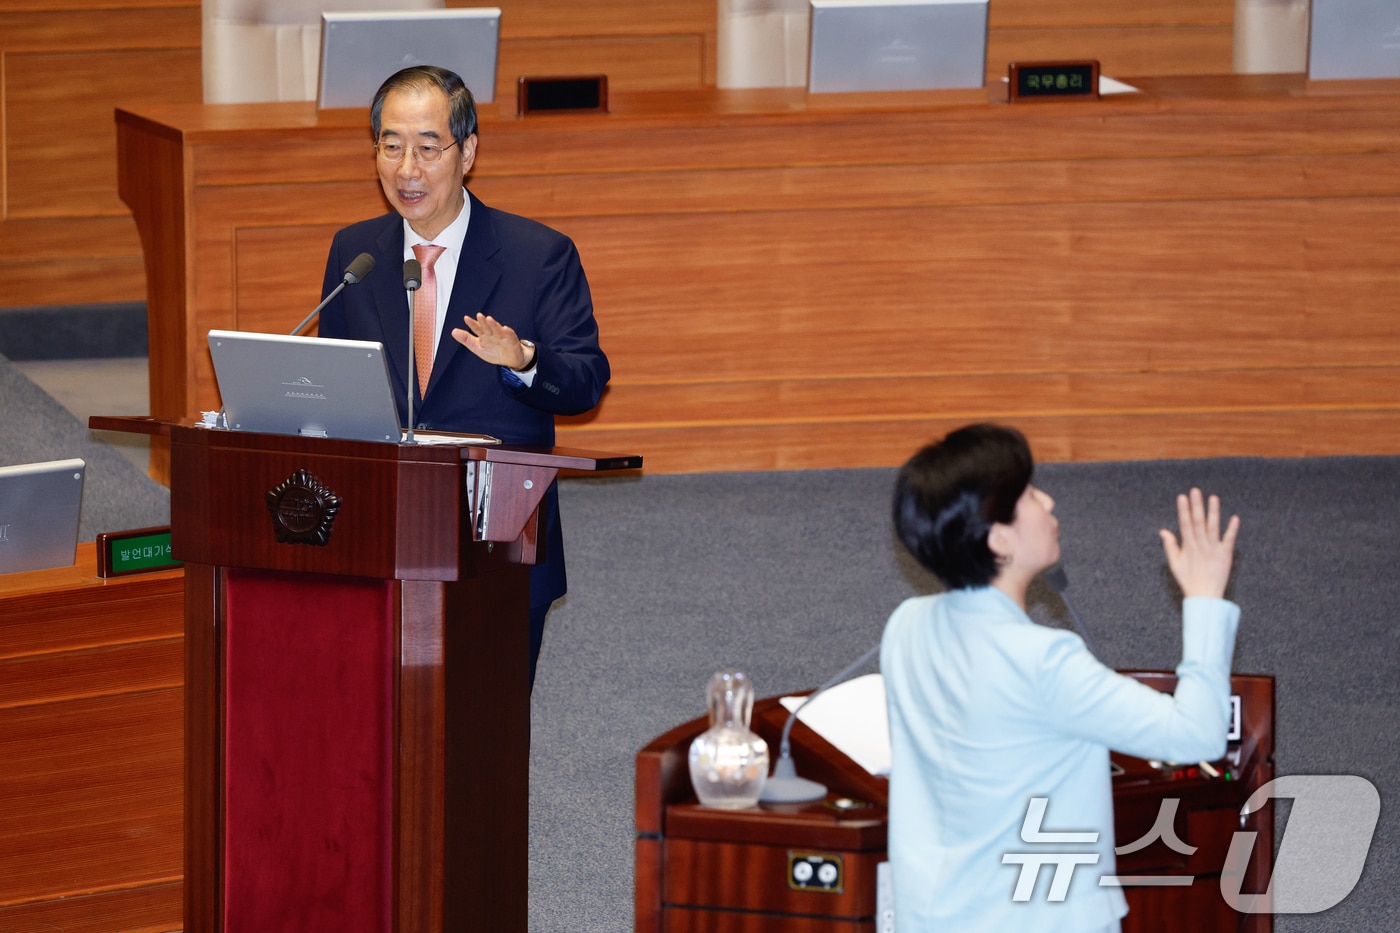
left=375, top=141, right=460, bottom=163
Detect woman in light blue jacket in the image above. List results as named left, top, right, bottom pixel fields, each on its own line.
left=881, top=423, right=1241, bottom=933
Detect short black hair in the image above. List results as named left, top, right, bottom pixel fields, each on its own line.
left=370, top=65, right=478, bottom=146
left=892, top=423, right=1034, bottom=590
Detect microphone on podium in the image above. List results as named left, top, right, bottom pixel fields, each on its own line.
left=758, top=642, right=881, bottom=804
left=289, top=252, right=376, bottom=336
left=403, top=259, right=423, bottom=444
left=1043, top=563, right=1105, bottom=662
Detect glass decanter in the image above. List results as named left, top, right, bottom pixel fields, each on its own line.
left=688, top=669, right=770, bottom=809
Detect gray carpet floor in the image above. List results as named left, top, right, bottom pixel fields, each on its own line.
left=0, top=353, right=168, bottom=539
left=3, top=352, right=1394, bottom=932
left=537, top=460, right=1399, bottom=932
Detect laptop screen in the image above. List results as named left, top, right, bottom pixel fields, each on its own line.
left=0, top=458, right=85, bottom=575
left=808, top=0, right=989, bottom=93
left=318, top=8, right=502, bottom=108
left=1309, top=0, right=1400, bottom=80
left=208, top=330, right=404, bottom=443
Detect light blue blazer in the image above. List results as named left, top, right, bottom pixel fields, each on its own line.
left=880, top=587, right=1239, bottom=933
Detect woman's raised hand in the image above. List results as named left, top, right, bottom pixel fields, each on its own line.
left=1159, top=488, right=1241, bottom=600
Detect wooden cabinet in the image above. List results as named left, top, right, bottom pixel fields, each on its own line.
left=637, top=674, right=1274, bottom=933
left=0, top=544, right=185, bottom=932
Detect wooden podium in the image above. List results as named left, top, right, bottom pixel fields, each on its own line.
left=96, top=416, right=639, bottom=933
left=637, top=673, right=1274, bottom=933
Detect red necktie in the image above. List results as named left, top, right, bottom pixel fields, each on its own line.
left=412, top=243, right=446, bottom=396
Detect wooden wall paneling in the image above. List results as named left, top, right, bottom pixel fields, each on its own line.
left=0, top=576, right=183, bottom=656
left=0, top=883, right=183, bottom=933
left=543, top=92, right=1398, bottom=467
left=1292, top=411, right=1400, bottom=457
left=482, top=0, right=716, bottom=89
left=557, top=406, right=1400, bottom=475
left=708, top=79, right=1372, bottom=153
left=469, top=106, right=1400, bottom=208
left=988, top=27, right=1235, bottom=80
left=987, top=0, right=1235, bottom=79
left=190, top=120, right=376, bottom=186
left=498, top=35, right=706, bottom=101
left=0, top=639, right=182, bottom=707
left=0, top=5, right=198, bottom=50
left=6, top=0, right=189, bottom=9
left=542, top=199, right=1318, bottom=378
left=0, top=0, right=1334, bottom=316
left=0, top=217, right=148, bottom=304
left=0, top=547, right=184, bottom=931
left=990, top=0, right=1234, bottom=28
left=6, top=46, right=201, bottom=219
left=0, top=691, right=184, bottom=897
left=1302, top=197, right=1400, bottom=366
left=232, top=222, right=357, bottom=335
left=0, top=3, right=201, bottom=306
left=556, top=367, right=1400, bottom=432
left=470, top=151, right=1381, bottom=222
left=484, top=0, right=715, bottom=37
left=554, top=367, right=1400, bottom=473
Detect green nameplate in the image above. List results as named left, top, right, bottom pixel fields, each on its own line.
left=97, top=527, right=181, bottom=577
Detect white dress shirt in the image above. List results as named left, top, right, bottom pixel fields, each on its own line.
left=400, top=189, right=538, bottom=387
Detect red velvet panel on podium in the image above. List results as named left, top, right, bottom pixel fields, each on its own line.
left=95, top=417, right=640, bottom=933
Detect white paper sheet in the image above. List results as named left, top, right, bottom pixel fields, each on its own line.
left=780, top=672, right=892, bottom=777
left=1099, top=76, right=1140, bottom=95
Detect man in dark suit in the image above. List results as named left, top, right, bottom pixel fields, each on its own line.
left=318, top=65, right=610, bottom=687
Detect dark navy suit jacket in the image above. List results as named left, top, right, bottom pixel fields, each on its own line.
left=318, top=190, right=610, bottom=607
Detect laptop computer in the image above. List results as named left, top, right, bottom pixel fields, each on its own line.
left=317, top=8, right=502, bottom=108
left=0, top=458, right=85, bottom=575
left=807, top=0, right=989, bottom=93
left=208, top=330, right=405, bottom=443
left=1308, top=0, right=1400, bottom=80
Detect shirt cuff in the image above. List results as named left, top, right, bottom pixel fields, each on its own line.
left=1182, top=596, right=1240, bottom=665
left=499, top=364, right=537, bottom=388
